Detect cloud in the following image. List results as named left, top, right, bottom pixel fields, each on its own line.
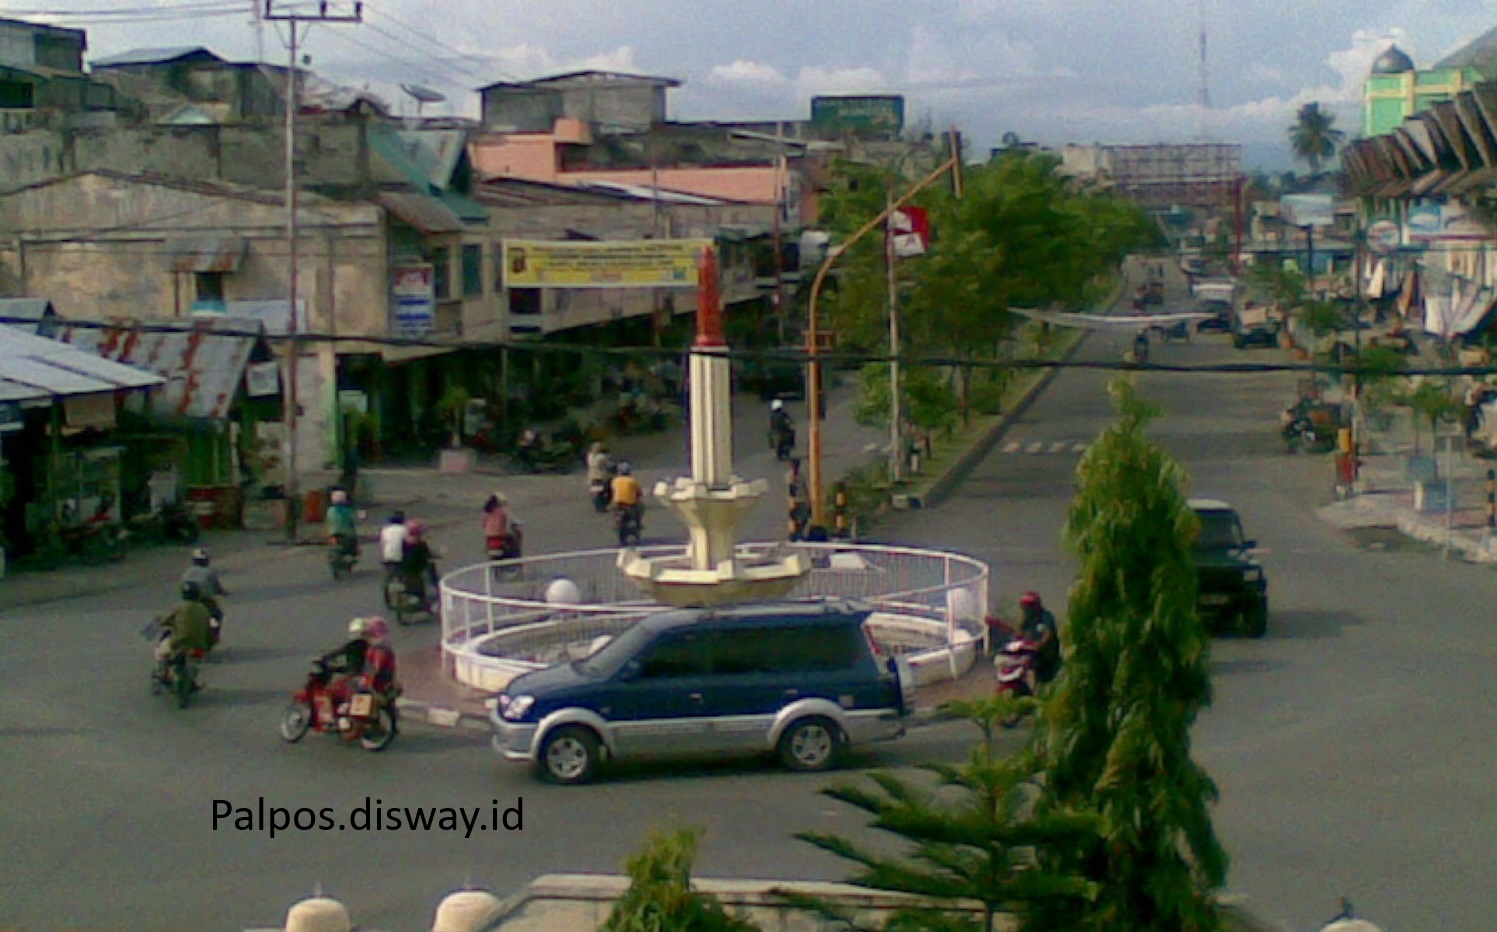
left=708, top=59, right=789, bottom=87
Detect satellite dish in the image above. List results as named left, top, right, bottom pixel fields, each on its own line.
left=401, top=84, right=446, bottom=104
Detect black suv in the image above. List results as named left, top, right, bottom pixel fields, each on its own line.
left=1190, top=499, right=1268, bottom=637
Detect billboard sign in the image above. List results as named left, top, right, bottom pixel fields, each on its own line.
left=501, top=239, right=713, bottom=289
left=1407, top=202, right=1491, bottom=243
left=810, top=95, right=905, bottom=135
left=1365, top=217, right=1401, bottom=255
left=391, top=264, right=435, bottom=337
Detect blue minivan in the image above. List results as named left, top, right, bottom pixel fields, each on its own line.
left=490, top=600, right=914, bottom=784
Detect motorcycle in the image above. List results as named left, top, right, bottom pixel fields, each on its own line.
left=770, top=423, right=796, bottom=461
left=994, top=634, right=1041, bottom=728
left=327, top=534, right=358, bottom=581
left=278, top=657, right=396, bottom=752
left=126, top=501, right=201, bottom=546
left=590, top=477, right=613, bottom=512
left=151, top=635, right=204, bottom=709
left=1282, top=414, right=1322, bottom=454
left=614, top=503, right=643, bottom=547
left=487, top=520, right=524, bottom=562
left=385, top=569, right=439, bottom=625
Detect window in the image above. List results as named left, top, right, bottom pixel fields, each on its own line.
left=195, top=272, right=225, bottom=302
left=508, top=288, right=541, bottom=316
left=636, top=633, right=708, bottom=680
left=462, top=243, right=483, bottom=297
left=431, top=246, right=450, bottom=300
left=708, top=624, right=861, bottom=675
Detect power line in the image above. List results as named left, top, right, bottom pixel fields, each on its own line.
left=6, top=315, right=1491, bottom=378
left=361, top=11, right=497, bottom=86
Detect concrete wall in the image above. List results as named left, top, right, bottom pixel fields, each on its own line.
left=0, top=120, right=369, bottom=194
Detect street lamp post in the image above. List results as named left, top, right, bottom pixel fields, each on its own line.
left=804, top=134, right=963, bottom=527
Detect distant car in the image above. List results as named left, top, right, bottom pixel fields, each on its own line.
left=1189, top=499, right=1268, bottom=638
left=1196, top=301, right=1233, bottom=333
left=1231, top=312, right=1280, bottom=349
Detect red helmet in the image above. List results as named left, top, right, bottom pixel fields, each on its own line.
left=1019, top=591, right=1042, bottom=609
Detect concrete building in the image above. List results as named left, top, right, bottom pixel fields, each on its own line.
left=1362, top=44, right=1485, bottom=138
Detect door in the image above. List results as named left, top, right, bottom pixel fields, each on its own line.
left=608, top=630, right=713, bottom=759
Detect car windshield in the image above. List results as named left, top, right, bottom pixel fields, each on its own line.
left=1195, top=510, right=1244, bottom=549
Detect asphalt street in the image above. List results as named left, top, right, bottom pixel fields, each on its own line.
left=4, top=303, right=1495, bottom=930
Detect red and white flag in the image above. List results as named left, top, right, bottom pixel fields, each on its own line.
left=887, top=206, right=930, bottom=259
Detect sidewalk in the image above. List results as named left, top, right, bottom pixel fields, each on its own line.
left=1314, top=383, right=1497, bottom=564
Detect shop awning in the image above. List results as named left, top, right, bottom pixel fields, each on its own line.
left=61, top=318, right=259, bottom=420
left=168, top=236, right=247, bottom=273
left=378, top=191, right=465, bottom=235
left=0, top=326, right=164, bottom=403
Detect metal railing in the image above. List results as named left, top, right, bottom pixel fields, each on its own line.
left=440, top=541, right=990, bottom=691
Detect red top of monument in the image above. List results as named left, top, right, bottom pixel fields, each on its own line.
left=695, top=246, right=725, bottom=348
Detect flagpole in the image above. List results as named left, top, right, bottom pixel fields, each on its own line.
left=886, top=187, right=902, bottom=483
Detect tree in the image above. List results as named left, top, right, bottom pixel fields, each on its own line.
left=1288, top=102, right=1346, bottom=174
left=793, top=696, right=1101, bottom=932
left=603, top=827, right=761, bottom=932
left=1027, top=377, right=1228, bottom=931
left=1398, top=378, right=1463, bottom=455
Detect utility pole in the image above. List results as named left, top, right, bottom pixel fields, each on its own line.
left=264, top=0, right=362, bottom=541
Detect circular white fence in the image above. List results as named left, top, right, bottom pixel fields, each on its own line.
left=439, top=541, right=991, bottom=694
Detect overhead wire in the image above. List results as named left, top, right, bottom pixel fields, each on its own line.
left=3, top=315, right=1491, bottom=380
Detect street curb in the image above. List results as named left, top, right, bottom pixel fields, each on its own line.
left=922, top=328, right=1096, bottom=511
left=395, top=697, right=492, bottom=733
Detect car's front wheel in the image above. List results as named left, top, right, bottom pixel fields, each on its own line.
left=778, top=717, right=841, bottom=773
left=539, top=725, right=601, bottom=785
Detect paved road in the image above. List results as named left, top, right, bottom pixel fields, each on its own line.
left=879, top=320, right=1497, bottom=931
left=6, top=296, right=1492, bottom=930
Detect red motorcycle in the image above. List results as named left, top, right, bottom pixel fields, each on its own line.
left=278, top=657, right=396, bottom=752
left=994, top=633, right=1041, bottom=729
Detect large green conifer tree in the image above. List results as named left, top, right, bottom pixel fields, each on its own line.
left=1029, top=377, right=1228, bottom=931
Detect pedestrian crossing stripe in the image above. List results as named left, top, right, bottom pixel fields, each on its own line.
left=1001, top=440, right=1090, bottom=455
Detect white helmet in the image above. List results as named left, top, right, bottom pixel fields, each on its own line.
left=348, top=617, right=371, bottom=638
left=771, top=399, right=784, bottom=411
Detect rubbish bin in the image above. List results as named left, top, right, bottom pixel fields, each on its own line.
left=304, top=488, right=327, bottom=525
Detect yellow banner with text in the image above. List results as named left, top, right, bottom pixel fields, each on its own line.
left=502, top=238, right=714, bottom=289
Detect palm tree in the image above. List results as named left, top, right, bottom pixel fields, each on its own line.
left=1288, top=102, right=1346, bottom=174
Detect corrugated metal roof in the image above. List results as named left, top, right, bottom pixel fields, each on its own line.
left=0, top=298, right=58, bottom=334
left=90, top=47, right=223, bottom=68
left=0, top=326, right=163, bottom=402
left=61, top=318, right=258, bottom=420
left=379, top=190, right=465, bottom=234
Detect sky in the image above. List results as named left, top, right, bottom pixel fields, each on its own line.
left=22, top=0, right=1497, bottom=170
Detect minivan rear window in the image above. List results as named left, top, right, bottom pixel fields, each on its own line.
left=709, top=624, right=861, bottom=675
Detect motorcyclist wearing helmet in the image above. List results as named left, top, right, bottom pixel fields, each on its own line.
left=360, top=617, right=400, bottom=733
left=160, top=581, right=214, bottom=655
left=397, top=518, right=438, bottom=603
left=1017, top=591, right=1062, bottom=685
left=325, top=488, right=359, bottom=560
left=768, top=398, right=795, bottom=460
left=156, top=581, right=215, bottom=692
left=180, top=547, right=228, bottom=630
left=378, top=511, right=409, bottom=605
left=609, top=461, right=642, bottom=509
left=323, top=617, right=374, bottom=715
